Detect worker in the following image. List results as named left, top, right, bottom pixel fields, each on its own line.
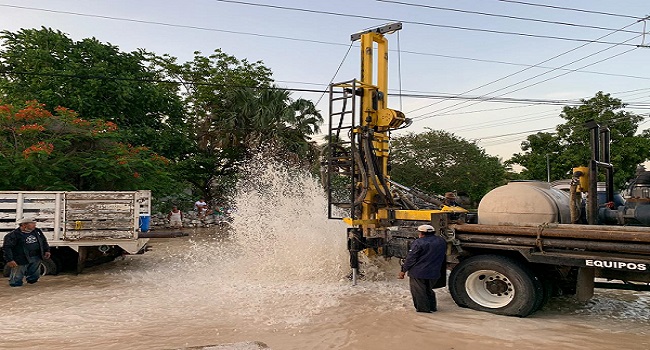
left=2, top=217, right=51, bottom=287
left=398, top=224, right=446, bottom=313
left=194, top=198, right=208, bottom=219
left=167, top=206, right=183, bottom=228
left=442, top=192, right=459, bottom=207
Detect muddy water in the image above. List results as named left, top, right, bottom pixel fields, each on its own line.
left=0, top=233, right=649, bottom=350
left=1, top=162, right=649, bottom=349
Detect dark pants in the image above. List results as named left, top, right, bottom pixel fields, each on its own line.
left=409, top=277, right=438, bottom=312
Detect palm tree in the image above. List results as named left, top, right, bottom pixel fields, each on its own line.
left=221, top=87, right=322, bottom=161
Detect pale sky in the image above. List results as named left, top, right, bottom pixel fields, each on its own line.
left=2, top=0, right=650, bottom=161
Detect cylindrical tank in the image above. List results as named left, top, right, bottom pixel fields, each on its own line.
left=478, top=181, right=571, bottom=225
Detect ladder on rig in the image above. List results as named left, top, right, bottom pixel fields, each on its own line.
left=325, top=80, right=359, bottom=219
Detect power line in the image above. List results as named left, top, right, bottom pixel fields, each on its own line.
left=450, top=112, right=561, bottom=133
left=400, top=49, right=650, bottom=81
left=396, top=92, right=650, bottom=108
left=480, top=112, right=649, bottom=147
left=6, top=69, right=650, bottom=112
left=446, top=99, right=650, bottom=135
left=315, top=42, right=354, bottom=106
left=3, top=3, right=649, bottom=84
left=610, top=87, right=650, bottom=95
left=459, top=112, right=650, bottom=149
left=412, top=33, right=642, bottom=121
left=473, top=127, right=557, bottom=141
left=211, top=0, right=642, bottom=47
left=494, top=0, right=643, bottom=20
left=614, top=90, right=650, bottom=100
left=420, top=45, right=639, bottom=119
left=410, top=104, right=541, bottom=118
left=473, top=114, right=645, bottom=142
left=377, top=0, right=643, bottom=34
left=0, top=69, right=329, bottom=94
left=479, top=136, right=531, bottom=147
left=396, top=87, right=650, bottom=104
left=0, top=4, right=351, bottom=48
left=406, top=17, right=645, bottom=116
left=397, top=93, right=580, bottom=105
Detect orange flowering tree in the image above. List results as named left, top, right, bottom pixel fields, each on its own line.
left=0, top=101, right=177, bottom=193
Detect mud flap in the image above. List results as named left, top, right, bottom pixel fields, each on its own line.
left=76, top=246, right=87, bottom=274
left=576, top=267, right=595, bottom=302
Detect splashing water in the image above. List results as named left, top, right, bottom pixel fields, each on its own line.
left=228, top=159, right=349, bottom=282
left=112, top=157, right=358, bottom=327
left=3, top=157, right=650, bottom=350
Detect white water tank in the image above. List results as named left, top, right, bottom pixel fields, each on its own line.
left=478, top=181, right=571, bottom=225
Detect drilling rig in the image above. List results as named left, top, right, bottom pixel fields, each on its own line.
left=323, top=23, right=650, bottom=317
left=323, top=22, right=467, bottom=284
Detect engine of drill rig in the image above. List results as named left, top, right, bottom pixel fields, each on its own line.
left=600, top=171, right=650, bottom=226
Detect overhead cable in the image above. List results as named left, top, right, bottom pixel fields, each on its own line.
left=210, top=0, right=641, bottom=47
left=414, top=45, right=640, bottom=121
left=411, top=31, right=643, bottom=121
left=376, top=0, right=643, bottom=34
left=407, top=17, right=645, bottom=116
left=494, top=0, right=643, bottom=20
left=2, top=4, right=648, bottom=83
left=5, top=69, right=650, bottom=110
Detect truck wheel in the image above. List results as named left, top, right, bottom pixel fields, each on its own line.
left=449, top=255, right=543, bottom=317
left=39, top=258, right=58, bottom=276
left=535, top=278, right=554, bottom=311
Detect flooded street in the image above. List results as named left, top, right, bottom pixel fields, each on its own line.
left=2, top=165, right=649, bottom=350
left=0, top=232, right=649, bottom=350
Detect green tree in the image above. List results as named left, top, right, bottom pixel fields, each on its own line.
left=148, top=50, right=272, bottom=202
left=0, top=101, right=177, bottom=194
left=390, top=129, right=507, bottom=205
left=153, top=50, right=322, bottom=202
left=0, top=27, right=186, bottom=159
left=0, top=29, right=323, bottom=204
left=230, top=88, right=322, bottom=162
left=508, top=92, right=650, bottom=188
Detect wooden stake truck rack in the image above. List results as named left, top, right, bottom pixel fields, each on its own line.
left=1, top=190, right=150, bottom=275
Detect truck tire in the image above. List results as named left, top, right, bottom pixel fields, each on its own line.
left=39, top=258, right=58, bottom=276
left=535, top=278, right=554, bottom=311
left=449, top=255, right=543, bottom=317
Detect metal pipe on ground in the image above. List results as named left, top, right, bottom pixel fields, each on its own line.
left=454, top=223, right=650, bottom=243
left=139, top=231, right=188, bottom=238
left=455, top=233, right=650, bottom=254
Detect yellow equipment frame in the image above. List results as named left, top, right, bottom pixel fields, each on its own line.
left=345, top=23, right=467, bottom=239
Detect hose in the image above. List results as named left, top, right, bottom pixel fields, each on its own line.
left=569, top=172, right=583, bottom=224
left=362, top=130, right=393, bottom=206
left=352, top=144, right=369, bottom=206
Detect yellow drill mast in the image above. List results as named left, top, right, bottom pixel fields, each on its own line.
left=324, top=23, right=466, bottom=283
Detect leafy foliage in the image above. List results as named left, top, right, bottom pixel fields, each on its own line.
left=390, top=129, right=507, bottom=205
left=508, top=92, right=650, bottom=188
left=151, top=51, right=322, bottom=202
left=0, top=29, right=323, bottom=204
left=0, top=101, right=177, bottom=193
left=0, top=27, right=186, bottom=157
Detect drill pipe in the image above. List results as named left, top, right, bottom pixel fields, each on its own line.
left=139, top=231, right=188, bottom=238
left=455, top=233, right=650, bottom=254
left=453, top=223, right=650, bottom=243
